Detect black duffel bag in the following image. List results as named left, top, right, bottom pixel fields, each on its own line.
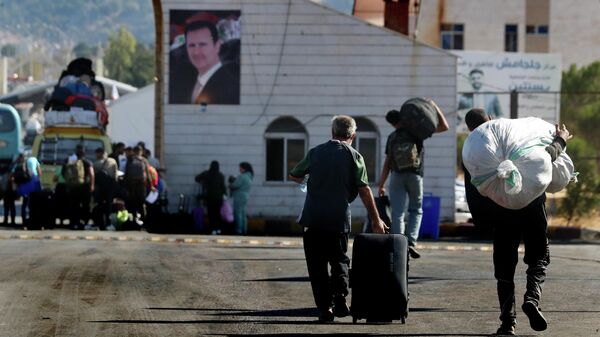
left=392, top=97, right=440, bottom=140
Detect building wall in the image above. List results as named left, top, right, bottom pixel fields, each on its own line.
left=355, top=0, right=600, bottom=69
left=549, top=0, right=600, bottom=68
left=161, top=0, right=457, bottom=221
left=417, top=0, right=525, bottom=53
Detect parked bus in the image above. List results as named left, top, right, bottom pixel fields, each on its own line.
left=31, top=127, right=112, bottom=189
left=0, top=103, right=23, bottom=174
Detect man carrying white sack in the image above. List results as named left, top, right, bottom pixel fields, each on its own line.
left=463, top=109, right=572, bottom=336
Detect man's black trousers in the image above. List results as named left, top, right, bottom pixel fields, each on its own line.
left=492, top=195, right=550, bottom=324
left=303, top=228, right=350, bottom=312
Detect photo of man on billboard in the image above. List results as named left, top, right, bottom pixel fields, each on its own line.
left=169, top=10, right=240, bottom=105
left=458, top=68, right=503, bottom=118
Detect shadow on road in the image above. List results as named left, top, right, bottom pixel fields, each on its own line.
left=214, top=258, right=306, bottom=261
left=147, top=306, right=317, bottom=317
left=206, top=332, right=489, bottom=337
left=242, top=276, right=310, bottom=282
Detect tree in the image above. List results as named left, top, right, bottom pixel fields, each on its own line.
left=129, top=43, right=155, bottom=87
left=104, top=26, right=137, bottom=84
left=561, top=62, right=600, bottom=150
left=557, top=138, right=600, bottom=225
left=73, top=42, right=98, bottom=59
left=103, top=27, right=154, bottom=87
left=558, top=62, right=600, bottom=223
left=1, top=44, right=17, bottom=57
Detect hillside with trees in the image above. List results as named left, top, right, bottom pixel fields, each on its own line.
left=0, top=0, right=155, bottom=45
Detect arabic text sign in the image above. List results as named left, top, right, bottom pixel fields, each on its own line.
left=454, top=51, right=561, bottom=132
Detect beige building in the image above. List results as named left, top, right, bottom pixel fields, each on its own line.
left=353, top=0, right=600, bottom=69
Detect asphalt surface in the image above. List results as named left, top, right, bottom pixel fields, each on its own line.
left=0, top=230, right=599, bottom=337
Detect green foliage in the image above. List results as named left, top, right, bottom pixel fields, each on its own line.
left=561, top=62, right=600, bottom=149
left=557, top=138, right=600, bottom=225
left=104, top=27, right=136, bottom=83
left=72, top=42, right=98, bottom=59
left=104, top=27, right=154, bottom=87
left=129, top=43, right=155, bottom=88
left=0, top=0, right=155, bottom=45
left=1, top=44, right=17, bottom=57
left=559, top=62, right=600, bottom=222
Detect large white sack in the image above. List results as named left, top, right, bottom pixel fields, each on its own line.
left=462, top=117, right=573, bottom=209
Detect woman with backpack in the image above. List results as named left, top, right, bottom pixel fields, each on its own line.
left=13, top=154, right=42, bottom=226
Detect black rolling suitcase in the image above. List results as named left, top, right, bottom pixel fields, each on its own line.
left=350, top=233, right=409, bottom=323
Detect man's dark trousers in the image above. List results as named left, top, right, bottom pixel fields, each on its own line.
left=492, top=195, right=550, bottom=324
left=303, top=228, right=350, bottom=312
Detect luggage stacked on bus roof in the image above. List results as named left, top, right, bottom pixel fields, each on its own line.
left=44, top=58, right=109, bottom=130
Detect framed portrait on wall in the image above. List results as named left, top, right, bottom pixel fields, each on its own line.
left=169, top=10, right=241, bottom=105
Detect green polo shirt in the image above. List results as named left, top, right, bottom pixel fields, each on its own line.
left=290, top=140, right=369, bottom=232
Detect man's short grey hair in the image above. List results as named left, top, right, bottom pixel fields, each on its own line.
left=331, top=115, right=357, bottom=139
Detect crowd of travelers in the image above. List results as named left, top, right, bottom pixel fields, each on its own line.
left=0, top=141, right=165, bottom=231
left=0, top=142, right=253, bottom=235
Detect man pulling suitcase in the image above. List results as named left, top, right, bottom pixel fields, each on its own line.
left=290, top=115, right=387, bottom=322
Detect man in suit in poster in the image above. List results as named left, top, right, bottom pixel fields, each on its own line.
left=170, top=12, right=240, bottom=105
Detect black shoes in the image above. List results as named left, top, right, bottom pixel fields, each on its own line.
left=493, top=321, right=516, bottom=335
left=522, top=301, right=547, bottom=331
left=333, top=296, right=350, bottom=318
left=318, top=296, right=350, bottom=322
left=318, top=307, right=334, bottom=322
left=408, top=246, right=421, bottom=259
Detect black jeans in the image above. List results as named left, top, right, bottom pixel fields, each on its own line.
left=3, top=193, right=16, bottom=224
left=492, top=195, right=550, bottom=324
left=303, top=228, right=350, bottom=312
left=206, top=197, right=223, bottom=233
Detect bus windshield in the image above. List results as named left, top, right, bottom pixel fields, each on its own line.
left=0, top=108, right=17, bottom=132
left=39, top=138, right=103, bottom=165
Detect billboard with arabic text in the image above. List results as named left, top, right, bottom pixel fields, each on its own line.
left=454, top=51, right=561, bottom=133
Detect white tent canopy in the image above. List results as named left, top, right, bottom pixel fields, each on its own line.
left=107, top=84, right=154, bottom=153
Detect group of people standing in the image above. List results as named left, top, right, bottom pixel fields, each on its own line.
left=195, top=161, right=253, bottom=235
left=1, top=141, right=165, bottom=231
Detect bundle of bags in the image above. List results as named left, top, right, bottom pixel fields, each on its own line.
left=44, top=58, right=109, bottom=127
left=462, top=117, right=576, bottom=210
left=389, top=97, right=440, bottom=140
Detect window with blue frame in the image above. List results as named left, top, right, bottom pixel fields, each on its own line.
left=440, top=23, right=464, bottom=50
left=505, top=24, right=518, bottom=52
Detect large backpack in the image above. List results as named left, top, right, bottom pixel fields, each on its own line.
left=13, top=162, right=31, bottom=184
left=390, top=131, right=422, bottom=172
left=94, top=159, right=115, bottom=198
left=126, top=157, right=146, bottom=181
left=63, top=159, right=85, bottom=186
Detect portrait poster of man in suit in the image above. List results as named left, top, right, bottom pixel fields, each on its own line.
left=169, top=10, right=241, bottom=105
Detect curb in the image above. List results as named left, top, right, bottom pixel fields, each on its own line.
left=0, top=232, right=303, bottom=247
left=0, top=231, right=521, bottom=253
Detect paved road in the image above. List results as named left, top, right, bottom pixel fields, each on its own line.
left=0, top=231, right=599, bottom=336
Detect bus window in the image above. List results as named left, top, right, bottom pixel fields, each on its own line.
left=39, top=138, right=103, bottom=165
left=0, top=109, right=16, bottom=132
